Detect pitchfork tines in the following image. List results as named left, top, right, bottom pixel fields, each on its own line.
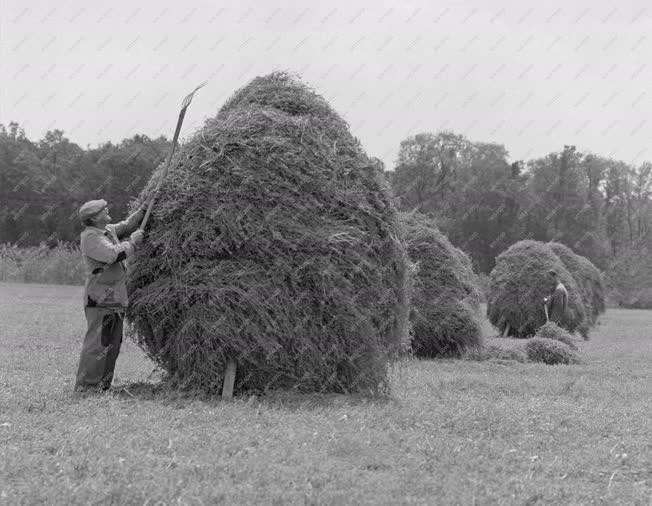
left=182, top=81, right=207, bottom=110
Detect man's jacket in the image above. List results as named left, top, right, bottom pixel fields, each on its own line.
left=80, top=208, right=144, bottom=308
left=547, top=282, right=568, bottom=323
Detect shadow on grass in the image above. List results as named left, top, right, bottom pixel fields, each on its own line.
left=106, top=380, right=396, bottom=411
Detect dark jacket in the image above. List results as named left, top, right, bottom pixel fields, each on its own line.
left=547, top=282, right=568, bottom=323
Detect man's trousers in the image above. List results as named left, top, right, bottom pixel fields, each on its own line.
left=75, top=307, right=124, bottom=390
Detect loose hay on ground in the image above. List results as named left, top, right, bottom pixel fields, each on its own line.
left=525, top=337, right=579, bottom=365
left=534, top=321, right=579, bottom=351
left=462, top=344, right=527, bottom=363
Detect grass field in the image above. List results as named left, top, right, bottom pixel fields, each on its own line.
left=0, top=282, right=650, bottom=505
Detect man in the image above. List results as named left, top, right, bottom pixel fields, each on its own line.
left=74, top=198, right=148, bottom=391
left=543, top=271, right=568, bottom=324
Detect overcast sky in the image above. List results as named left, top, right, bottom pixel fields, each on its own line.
left=1, top=0, right=650, bottom=169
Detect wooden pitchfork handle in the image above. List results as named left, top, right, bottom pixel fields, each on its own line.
left=140, top=81, right=207, bottom=231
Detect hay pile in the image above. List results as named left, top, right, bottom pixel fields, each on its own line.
left=525, top=338, right=579, bottom=365
left=548, top=242, right=605, bottom=326
left=126, top=72, right=411, bottom=395
left=534, top=321, right=578, bottom=351
left=487, top=240, right=589, bottom=338
left=400, top=212, right=482, bottom=357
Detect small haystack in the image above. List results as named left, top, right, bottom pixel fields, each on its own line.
left=525, top=338, right=579, bottom=365
left=400, top=212, right=482, bottom=358
left=127, top=73, right=411, bottom=395
left=535, top=321, right=578, bottom=351
left=487, top=240, right=589, bottom=338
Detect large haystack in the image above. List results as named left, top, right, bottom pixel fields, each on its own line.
left=400, top=212, right=482, bottom=357
left=548, top=242, right=605, bottom=326
left=126, top=73, right=411, bottom=395
left=487, top=240, right=589, bottom=338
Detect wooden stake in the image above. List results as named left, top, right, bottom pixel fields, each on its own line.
left=222, top=360, right=236, bottom=399
left=502, top=323, right=510, bottom=337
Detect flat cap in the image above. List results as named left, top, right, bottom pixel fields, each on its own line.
left=79, top=199, right=107, bottom=222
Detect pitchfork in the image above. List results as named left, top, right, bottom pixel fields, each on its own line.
left=140, top=81, right=207, bottom=231
left=136, top=81, right=238, bottom=399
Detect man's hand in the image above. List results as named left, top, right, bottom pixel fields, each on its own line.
left=130, top=230, right=145, bottom=245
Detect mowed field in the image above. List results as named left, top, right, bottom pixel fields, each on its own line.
left=0, top=282, right=650, bottom=505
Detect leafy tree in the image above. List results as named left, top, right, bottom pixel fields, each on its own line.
left=92, top=135, right=169, bottom=221
left=391, top=131, right=473, bottom=218
left=525, top=146, right=610, bottom=268
left=36, top=130, right=87, bottom=243
left=0, top=123, right=169, bottom=245
left=390, top=132, right=525, bottom=273
left=0, top=123, right=42, bottom=244
left=448, top=143, right=527, bottom=273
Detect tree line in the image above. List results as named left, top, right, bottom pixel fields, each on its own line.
left=389, top=132, right=651, bottom=307
left=0, top=122, right=170, bottom=246
left=1, top=123, right=650, bottom=307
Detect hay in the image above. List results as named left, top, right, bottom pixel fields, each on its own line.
left=525, top=338, right=579, bottom=365
left=463, top=344, right=527, bottom=363
left=126, top=72, right=411, bottom=395
left=455, top=248, right=482, bottom=306
left=400, top=212, right=482, bottom=358
left=548, top=242, right=605, bottom=327
left=535, top=321, right=578, bottom=351
left=487, top=240, right=589, bottom=338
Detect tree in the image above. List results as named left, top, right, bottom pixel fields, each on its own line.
left=390, top=131, right=525, bottom=273
left=629, top=162, right=652, bottom=244
left=0, top=124, right=169, bottom=245
left=601, top=159, right=651, bottom=257
left=93, top=135, right=169, bottom=220
left=457, top=147, right=527, bottom=273
left=36, top=130, right=87, bottom=243
left=524, top=146, right=610, bottom=268
left=0, top=122, right=42, bottom=244
left=391, top=131, right=474, bottom=218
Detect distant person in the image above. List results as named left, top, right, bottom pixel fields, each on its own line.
left=74, top=198, right=149, bottom=391
left=544, top=271, right=568, bottom=324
